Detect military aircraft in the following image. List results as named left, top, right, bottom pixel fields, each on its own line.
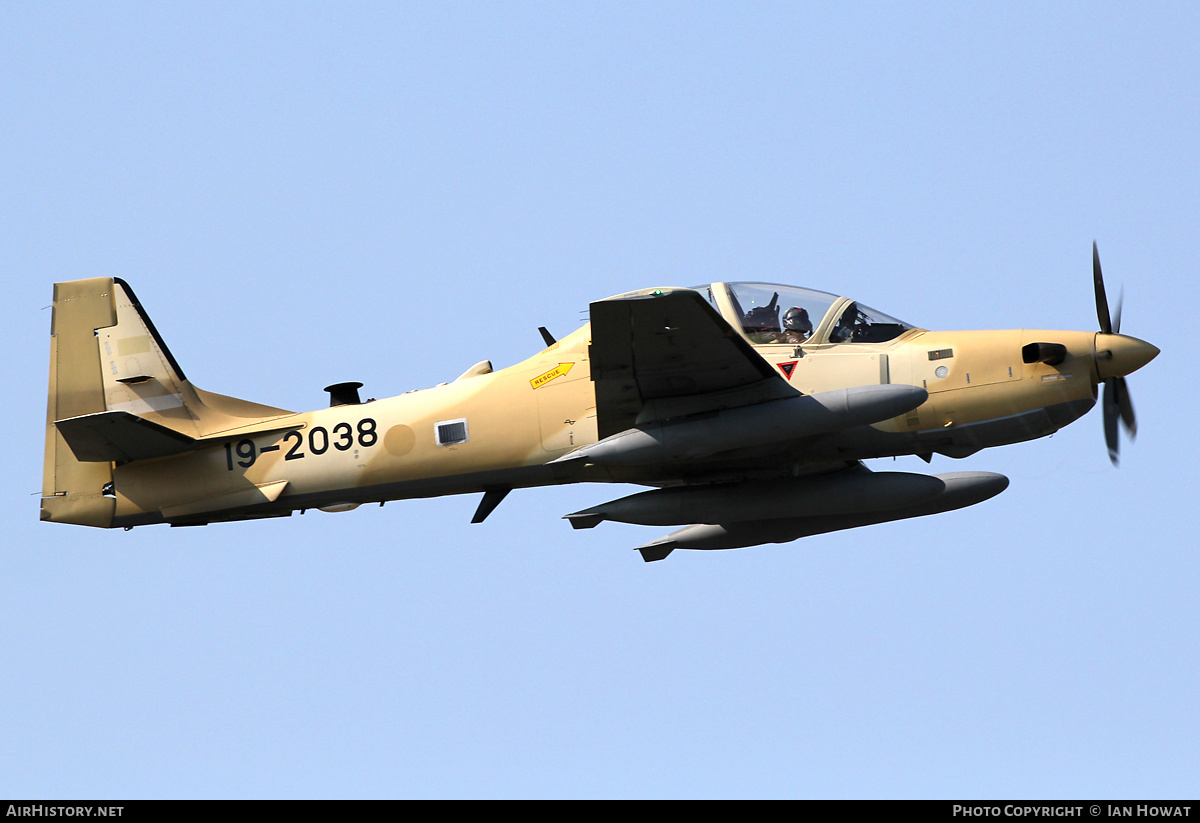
left=41, top=245, right=1157, bottom=561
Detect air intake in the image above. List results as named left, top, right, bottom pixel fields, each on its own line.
left=1022, top=342, right=1067, bottom=366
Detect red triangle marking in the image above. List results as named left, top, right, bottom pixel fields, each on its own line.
left=777, top=360, right=797, bottom=380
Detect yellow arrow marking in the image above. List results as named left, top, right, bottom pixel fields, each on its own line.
left=530, top=362, right=575, bottom=389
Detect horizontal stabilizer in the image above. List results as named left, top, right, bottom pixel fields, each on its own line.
left=55, top=410, right=197, bottom=463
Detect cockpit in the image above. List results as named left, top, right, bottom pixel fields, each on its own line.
left=697, top=282, right=917, bottom=346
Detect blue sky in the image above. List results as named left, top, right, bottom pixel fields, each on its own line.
left=3, top=2, right=1198, bottom=798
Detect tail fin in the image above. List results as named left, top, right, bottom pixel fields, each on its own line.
left=42, top=278, right=293, bottom=527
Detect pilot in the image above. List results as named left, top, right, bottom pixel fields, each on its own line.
left=779, top=306, right=812, bottom=343
left=832, top=301, right=862, bottom=343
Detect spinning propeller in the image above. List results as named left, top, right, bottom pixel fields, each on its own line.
left=1091, top=242, right=1158, bottom=465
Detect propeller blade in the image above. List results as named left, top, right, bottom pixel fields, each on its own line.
left=1114, top=375, right=1137, bottom=439
left=1103, top=378, right=1120, bottom=465
left=1093, top=241, right=1113, bottom=335
left=1092, top=243, right=1147, bottom=465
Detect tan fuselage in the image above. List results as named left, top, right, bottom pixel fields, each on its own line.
left=107, top=323, right=1101, bottom=526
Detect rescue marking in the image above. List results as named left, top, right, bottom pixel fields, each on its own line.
left=531, top=362, right=575, bottom=389
left=777, top=360, right=798, bottom=380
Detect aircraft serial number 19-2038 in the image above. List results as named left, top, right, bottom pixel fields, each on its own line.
left=41, top=244, right=1157, bottom=561
left=224, top=419, right=378, bottom=470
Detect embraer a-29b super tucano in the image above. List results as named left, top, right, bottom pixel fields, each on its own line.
left=41, top=245, right=1157, bottom=561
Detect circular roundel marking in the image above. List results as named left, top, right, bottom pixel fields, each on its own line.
left=935, top=365, right=949, bottom=379
left=384, top=425, right=416, bottom=456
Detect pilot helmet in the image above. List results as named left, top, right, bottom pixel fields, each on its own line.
left=782, top=306, right=812, bottom=333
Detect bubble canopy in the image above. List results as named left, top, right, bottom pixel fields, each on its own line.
left=695, top=282, right=917, bottom=345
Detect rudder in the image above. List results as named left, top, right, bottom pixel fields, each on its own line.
left=42, top=278, right=119, bottom=526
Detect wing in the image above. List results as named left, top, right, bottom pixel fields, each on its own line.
left=589, top=288, right=795, bottom=438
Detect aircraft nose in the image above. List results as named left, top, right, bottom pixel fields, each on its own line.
left=1095, top=333, right=1159, bottom=380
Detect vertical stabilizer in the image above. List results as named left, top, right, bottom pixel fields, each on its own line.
left=100, top=278, right=293, bottom=437
left=97, top=278, right=202, bottom=440
left=42, top=278, right=295, bottom=527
